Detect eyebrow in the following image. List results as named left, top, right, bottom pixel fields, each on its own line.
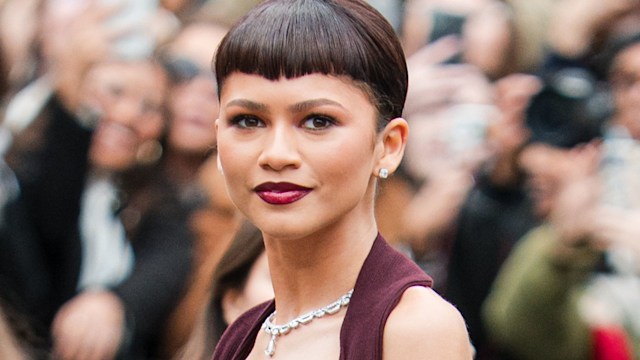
left=288, top=99, right=346, bottom=113
left=226, top=99, right=269, bottom=112
left=225, top=98, right=346, bottom=114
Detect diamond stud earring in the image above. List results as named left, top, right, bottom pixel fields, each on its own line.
left=378, top=168, right=389, bottom=179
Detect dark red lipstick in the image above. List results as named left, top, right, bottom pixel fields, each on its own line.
left=254, top=182, right=311, bottom=205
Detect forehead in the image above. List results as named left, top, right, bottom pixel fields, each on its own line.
left=167, top=23, right=228, bottom=70
left=519, top=143, right=569, bottom=165
left=612, top=43, right=640, bottom=73
left=220, top=72, right=376, bottom=108
left=87, top=61, right=167, bottom=94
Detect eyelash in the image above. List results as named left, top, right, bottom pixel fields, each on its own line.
left=229, top=115, right=265, bottom=128
left=302, top=114, right=337, bottom=131
left=228, top=113, right=338, bottom=131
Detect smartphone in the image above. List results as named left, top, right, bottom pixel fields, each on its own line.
left=429, top=10, right=465, bottom=42
left=101, top=0, right=159, bottom=60
left=427, top=10, right=465, bottom=63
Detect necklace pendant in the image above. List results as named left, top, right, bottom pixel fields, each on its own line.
left=265, top=334, right=277, bottom=357
left=261, top=289, right=354, bottom=357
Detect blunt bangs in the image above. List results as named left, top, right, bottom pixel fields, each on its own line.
left=214, top=0, right=408, bottom=123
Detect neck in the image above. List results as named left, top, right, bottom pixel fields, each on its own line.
left=163, top=148, right=207, bottom=186
left=263, top=212, right=378, bottom=323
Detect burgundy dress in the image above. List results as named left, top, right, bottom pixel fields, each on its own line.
left=212, top=234, right=433, bottom=360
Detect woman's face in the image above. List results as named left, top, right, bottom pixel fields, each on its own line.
left=85, top=60, right=167, bottom=172
left=217, top=73, right=383, bottom=239
left=518, top=143, right=574, bottom=218
left=611, top=43, right=640, bottom=140
left=463, top=1, right=512, bottom=79
left=167, top=76, right=218, bottom=155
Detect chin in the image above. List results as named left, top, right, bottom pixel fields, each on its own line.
left=251, top=216, right=321, bottom=241
left=89, top=152, right=134, bottom=173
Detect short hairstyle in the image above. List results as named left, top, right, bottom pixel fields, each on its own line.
left=214, top=0, right=408, bottom=130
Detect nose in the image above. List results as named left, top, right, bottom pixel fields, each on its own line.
left=105, top=96, right=140, bottom=127
left=257, top=123, right=301, bottom=171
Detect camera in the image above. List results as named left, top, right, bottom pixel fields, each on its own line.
left=524, top=67, right=612, bottom=148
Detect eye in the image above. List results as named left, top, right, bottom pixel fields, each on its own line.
left=231, top=115, right=265, bottom=128
left=141, top=99, right=162, bottom=117
left=302, top=115, right=335, bottom=130
left=106, top=83, right=124, bottom=99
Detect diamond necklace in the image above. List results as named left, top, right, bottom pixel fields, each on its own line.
left=261, top=289, right=354, bottom=357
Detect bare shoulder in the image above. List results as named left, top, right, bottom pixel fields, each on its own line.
left=383, top=286, right=474, bottom=359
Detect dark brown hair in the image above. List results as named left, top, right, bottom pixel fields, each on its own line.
left=206, top=221, right=265, bottom=354
left=214, top=0, right=408, bottom=130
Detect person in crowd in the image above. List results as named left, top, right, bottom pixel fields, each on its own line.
left=0, top=34, right=39, bottom=360
left=398, top=38, right=495, bottom=289
left=211, top=0, right=473, bottom=359
left=0, top=34, right=7, bottom=99
left=396, top=0, right=554, bottom=355
left=483, top=30, right=640, bottom=360
left=177, top=220, right=273, bottom=360
left=0, top=3, right=194, bottom=359
left=155, top=20, right=242, bottom=358
left=447, top=2, right=640, bottom=357
left=402, top=0, right=553, bottom=79
left=440, top=73, right=542, bottom=359
left=0, top=0, right=40, bottom=95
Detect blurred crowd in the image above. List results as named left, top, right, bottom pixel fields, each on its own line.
left=0, top=0, right=639, bottom=359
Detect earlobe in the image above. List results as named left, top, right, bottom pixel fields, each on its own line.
left=375, top=117, right=409, bottom=177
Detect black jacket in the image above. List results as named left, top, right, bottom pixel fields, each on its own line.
left=1, top=96, right=194, bottom=358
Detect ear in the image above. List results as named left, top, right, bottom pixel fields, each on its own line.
left=374, top=117, right=409, bottom=177
left=221, top=289, right=243, bottom=325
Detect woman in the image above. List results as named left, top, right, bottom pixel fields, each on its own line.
left=1, top=4, right=194, bottom=358
left=483, top=31, right=640, bottom=360
left=211, top=0, right=473, bottom=359
left=156, top=21, right=242, bottom=358
left=178, top=220, right=273, bottom=360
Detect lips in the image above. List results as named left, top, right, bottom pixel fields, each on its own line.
left=254, top=182, right=312, bottom=205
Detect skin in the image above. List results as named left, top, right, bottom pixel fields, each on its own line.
left=164, top=22, right=227, bottom=155
left=547, top=0, right=638, bottom=58
left=610, top=43, right=640, bottom=140
left=221, top=252, right=274, bottom=325
left=52, top=291, right=125, bottom=360
left=518, top=143, right=579, bottom=218
left=42, top=4, right=166, bottom=360
left=0, top=307, right=28, bottom=360
left=85, top=60, right=167, bottom=172
left=51, top=60, right=167, bottom=360
left=216, top=72, right=472, bottom=359
left=167, top=76, right=218, bottom=155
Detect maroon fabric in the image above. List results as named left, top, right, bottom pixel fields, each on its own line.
left=211, top=234, right=433, bottom=360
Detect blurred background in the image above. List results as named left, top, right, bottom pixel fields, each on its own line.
left=0, top=0, right=639, bottom=359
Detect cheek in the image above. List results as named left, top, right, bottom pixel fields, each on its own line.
left=217, top=136, right=253, bottom=196
left=320, top=136, right=376, bottom=189
left=136, top=115, right=165, bottom=142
